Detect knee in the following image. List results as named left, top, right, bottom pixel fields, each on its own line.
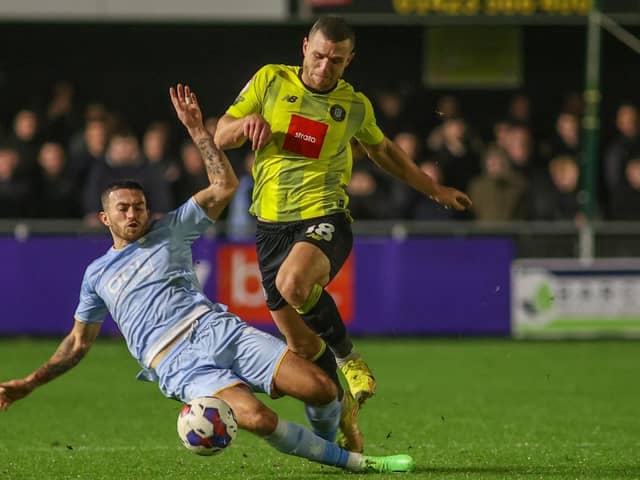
left=275, top=270, right=310, bottom=308
left=287, top=336, right=323, bottom=360
left=237, top=403, right=278, bottom=437
left=309, top=370, right=338, bottom=406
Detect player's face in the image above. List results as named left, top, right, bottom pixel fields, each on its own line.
left=302, top=32, right=354, bottom=91
left=100, top=188, right=150, bottom=246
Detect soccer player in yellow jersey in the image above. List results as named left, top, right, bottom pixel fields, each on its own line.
left=215, top=16, right=472, bottom=452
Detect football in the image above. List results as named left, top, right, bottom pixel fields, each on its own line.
left=177, top=396, right=238, bottom=456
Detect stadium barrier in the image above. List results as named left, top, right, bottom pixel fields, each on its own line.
left=2, top=220, right=640, bottom=337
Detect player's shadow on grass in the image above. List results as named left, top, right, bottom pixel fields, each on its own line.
left=419, top=464, right=640, bottom=477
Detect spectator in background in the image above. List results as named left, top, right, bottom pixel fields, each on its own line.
left=0, top=146, right=31, bottom=218
left=507, top=93, right=532, bottom=127
left=7, top=109, right=41, bottom=179
left=604, top=103, right=640, bottom=193
left=389, top=131, right=423, bottom=218
left=609, top=157, right=640, bottom=220
left=393, top=131, right=421, bottom=165
left=142, top=121, right=180, bottom=184
left=502, top=123, right=540, bottom=178
left=530, top=155, right=584, bottom=223
left=467, top=146, right=528, bottom=222
left=83, top=131, right=172, bottom=225
left=410, top=160, right=454, bottom=221
left=43, top=81, right=81, bottom=145
left=561, top=91, right=584, bottom=118
left=172, top=140, right=210, bottom=207
left=435, top=95, right=460, bottom=120
left=372, top=89, right=406, bottom=139
left=69, top=103, right=112, bottom=157
left=346, top=140, right=394, bottom=220
left=539, top=112, right=581, bottom=167
left=34, top=142, right=81, bottom=218
left=428, top=116, right=483, bottom=192
left=68, top=116, right=110, bottom=185
left=347, top=167, right=392, bottom=220
left=426, top=94, right=460, bottom=152
left=492, top=118, right=512, bottom=152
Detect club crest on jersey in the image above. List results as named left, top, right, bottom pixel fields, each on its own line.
left=283, top=114, right=328, bottom=159
left=329, top=104, right=346, bottom=122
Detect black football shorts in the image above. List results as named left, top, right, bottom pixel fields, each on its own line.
left=255, top=213, right=353, bottom=311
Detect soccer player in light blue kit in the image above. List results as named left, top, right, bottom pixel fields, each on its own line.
left=0, top=84, right=414, bottom=474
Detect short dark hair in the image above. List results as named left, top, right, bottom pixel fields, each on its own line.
left=309, top=15, right=355, bottom=51
left=100, top=179, right=146, bottom=209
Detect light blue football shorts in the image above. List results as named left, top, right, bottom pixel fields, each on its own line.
left=153, top=311, right=288, bottom=403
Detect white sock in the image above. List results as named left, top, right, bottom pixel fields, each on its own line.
left=345, top=452, right=364, bottom=471
left=336, top=350, right=360, bottom=367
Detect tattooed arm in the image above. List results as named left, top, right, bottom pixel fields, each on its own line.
left=170, top=83, right=239, bottom=220
left=191, top=133, right=239, bottom=220
left=0, top=320, right=101, bottom=411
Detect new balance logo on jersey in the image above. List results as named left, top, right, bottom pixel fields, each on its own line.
left=283, top=114, right=328, bottom=158
left=282, top=95, right=298, bottom=103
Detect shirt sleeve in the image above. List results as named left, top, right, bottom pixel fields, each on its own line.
left=74, top=267, right=108, bottom=324
left=353, top=92, right=385, bottom=146
left=164, top=197, right=215, bottom=243
left=225, top=65, right=271, bottom=118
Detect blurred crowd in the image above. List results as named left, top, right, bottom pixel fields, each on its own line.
left=0, top=81, right=257, bottom=236
left=1, top=81, right=639, bottom=228
left=351, top=90, right=640, bottom=224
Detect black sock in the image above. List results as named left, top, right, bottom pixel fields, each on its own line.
left=301, top=289, right=353, bottom=359
left=313, top=345, right=343, bottom=400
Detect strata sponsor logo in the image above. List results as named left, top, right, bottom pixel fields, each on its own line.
left=294, top=131, right=317, bottom=143
left=283, top=114, right=328, bottom=158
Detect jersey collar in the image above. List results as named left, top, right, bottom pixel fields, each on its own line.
left=297, top=67, right=339, bottom=95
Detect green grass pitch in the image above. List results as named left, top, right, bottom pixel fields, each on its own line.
left=0, top=338, right=638, bottom=479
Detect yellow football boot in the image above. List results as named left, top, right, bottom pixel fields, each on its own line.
left=340, top=358, right=376, bottom=405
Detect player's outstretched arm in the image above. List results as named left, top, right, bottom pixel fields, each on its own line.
left=170, top=84, right=239, bottom=219
left=0, top=319, right=101, bottom=411
left=215, top=113, right=271, bottom=151
left=361, top=136, right=472, bottom=211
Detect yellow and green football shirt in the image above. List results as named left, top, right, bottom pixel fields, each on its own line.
left=225, top=64, right=384, bottom=222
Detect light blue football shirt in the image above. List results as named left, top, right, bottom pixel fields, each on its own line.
left=74, top=197, right=224, bottom=367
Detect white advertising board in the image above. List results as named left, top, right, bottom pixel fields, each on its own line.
left=512, top=258, right=640, bottom=338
